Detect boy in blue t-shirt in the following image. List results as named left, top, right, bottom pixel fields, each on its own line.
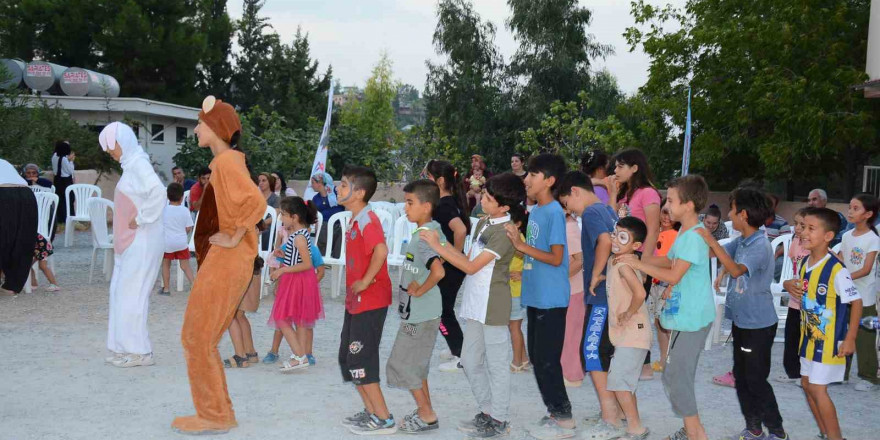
left=698, top=188, right=788, bottom=440
left=618, top=175, right=714, bottom=440
left=505, top=153, right=573, bottom=438
left=558, top=171, right=621, bottom=431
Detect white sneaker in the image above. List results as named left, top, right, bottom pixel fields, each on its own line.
left=438, top=357, right=463, bottom=373
left=105, top=352, right=125, bottom=364
left=855, top=379, right=876, bottom=391
left=112, top=353, right=155, bottom=368
left=45, top=284, right=60, bottom=292
left=438, top=349, right=455, bottom=360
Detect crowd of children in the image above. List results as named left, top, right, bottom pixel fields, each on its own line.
left=142, top=145, right=875, bottom=440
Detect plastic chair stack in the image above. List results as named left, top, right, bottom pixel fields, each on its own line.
left=24, top=192, right=59, bottom=293
left=86, top=198, right=115, bottom=284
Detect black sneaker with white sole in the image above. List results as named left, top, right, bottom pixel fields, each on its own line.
left=468, top=418, right=510, bottom=438
left=349, top=414, right=397, bottom=435
left=458, top=412, right=492, bottom=433
left=342, top=409, right=371, bottom=427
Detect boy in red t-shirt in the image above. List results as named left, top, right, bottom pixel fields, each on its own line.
left=336, top=166, right=396, bottom=435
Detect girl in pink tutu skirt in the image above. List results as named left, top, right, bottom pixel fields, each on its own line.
left=269, top=196, right=324, bottom=373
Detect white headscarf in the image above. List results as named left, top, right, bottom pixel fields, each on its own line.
left=99, top=122, right=150, bottom=170
left=0, top=159, right=27, bottom=185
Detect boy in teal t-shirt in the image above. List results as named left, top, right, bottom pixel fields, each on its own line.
left=618, top=175, right=714, bottom=440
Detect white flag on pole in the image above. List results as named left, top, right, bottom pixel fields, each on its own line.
left=303, top=88, right=334, bottom=201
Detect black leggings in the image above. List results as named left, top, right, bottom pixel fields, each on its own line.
left=1, top=187, right=37, bottom=293
left=437, top=263, right=466, bottom=357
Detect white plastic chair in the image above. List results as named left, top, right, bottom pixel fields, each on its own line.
left=767, top=234, right=794, bottom=341
left=64, top=184, right=101, bottom=247
left=29, top=185, right=54, bottom=194
left=24, top=192, right=59, bottom=293
left=314, top=211, right=324, bottom=240
left=463, top=216, right=480, bottom=255
left=323, top=211, right=351, bottom=298
left=258, top=206, right=279, bottom=298
left=374, top=209, right=394, bottom=246
left=183, top=190, right=191, bottom=210
left=705, top=237, right=733, bottom=349
left=388, top=216, right=417, bottom=287
left=86, top=198, right=115, bottom=284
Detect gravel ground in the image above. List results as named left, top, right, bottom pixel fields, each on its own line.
left=1, top=230, right=878, bottom=440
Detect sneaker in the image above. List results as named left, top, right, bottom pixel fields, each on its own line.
left=773, top=374, right=800, bottom=384
left=527, top=417, right=575, bottom=440
left=732, top=428, right=767, bottom=440
left=855, top=379, right=876, bottom=391
left=458, top=413, right=492, bottom=433
left=563, top=379, right=582, bottom=387
left=45, top=284, right=60, bottom=292
left=582, top=420, right=625, bottom=440
left=399, top=413, right=439, bottom=434
left=766, top=433, right=789, bottom=440
left=438, top=348, right=456, bottom=360
left=342, top=409, right=371, bottom=427
left=438, top=357, right=463, bottom=372
left=468, top=418, right=510, bottom=438
left=349, top=414, right=397, bottom=435
left=306, top=354, right=316, bottom=366
left=112, top=353, right=155, bottom=368
left=262, top=351, right=279, bottom=364
left=105, top=352, right=125, bottom=364
left=713, top=371, right=736, bottom=388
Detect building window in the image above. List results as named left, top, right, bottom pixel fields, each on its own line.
left=176, top=127, right=188, bottom=144
left=151, top=124, right=164, bottom=142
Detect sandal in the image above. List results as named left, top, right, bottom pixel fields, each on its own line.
left=223, top=355, right=249, bottom=368
left=620, top=428, right=650, bottom=440
left=510, top=360, right=532, bottom=373
left=280, top=354, right=309, bottom=373
left=246, top=352, right=259, bottom=364
left=652, top=361, right=665, bottom=372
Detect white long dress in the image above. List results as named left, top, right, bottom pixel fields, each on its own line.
left=100, top=122, right=166, bottom=355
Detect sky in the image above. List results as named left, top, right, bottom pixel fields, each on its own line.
left=227, top=0, right=687, bottom=95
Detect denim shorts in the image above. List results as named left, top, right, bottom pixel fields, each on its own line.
left=510, top=296, right=526, bottom=320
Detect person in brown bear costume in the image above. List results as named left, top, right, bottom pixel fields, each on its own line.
left=172, top=96, right=266, bottom=435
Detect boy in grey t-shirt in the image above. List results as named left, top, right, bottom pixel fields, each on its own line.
left=386, top=180, right=446, bottom=434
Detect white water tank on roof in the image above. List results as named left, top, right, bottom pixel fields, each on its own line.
left=60, top=67, right=120, bottom=98
left=0, top=58, right=26, bottom=89
left=23, top=60, right=66, bottom=93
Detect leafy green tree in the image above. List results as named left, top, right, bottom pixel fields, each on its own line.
left=95, top=0, right=206, bottom=105
left=231, top=0, right=280, bottom=111
left=517, top=91, right=637, bottom=170
left=337, top=53, right=399, bottom=178
left=506, top=0, right=612, bottom=126
left=424, top=0, right=511, bottom=172
left=268, top=28, right=333, bottom=129
left=0, top=90, right=117, bottom=176
left=197, top=0, right=235, bottom=98
left=626, top=0, right=880, bottom=196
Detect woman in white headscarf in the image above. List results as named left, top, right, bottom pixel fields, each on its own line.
left=99, top=122, right=166, bottom=368
left=0, top=159, right=38, bottom=296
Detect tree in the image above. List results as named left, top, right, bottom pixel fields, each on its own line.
left=268, top=28, right=333, bottom=129
left=231, top=0, right=280, bottom=112
left=517, top=90, right=637, bottom=170
left=506, top=0, right=613, bottom=126
left=626, top=0, right=880, bottom=197
left=94, top=0, right=206, bottom=105
left=0, top=90, right=118, bottom=177
left=197, top=0, right=235, bottom=98
left=424, top=0, right=511, bottom=172
left=336, top=53, right=399, bottom=178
